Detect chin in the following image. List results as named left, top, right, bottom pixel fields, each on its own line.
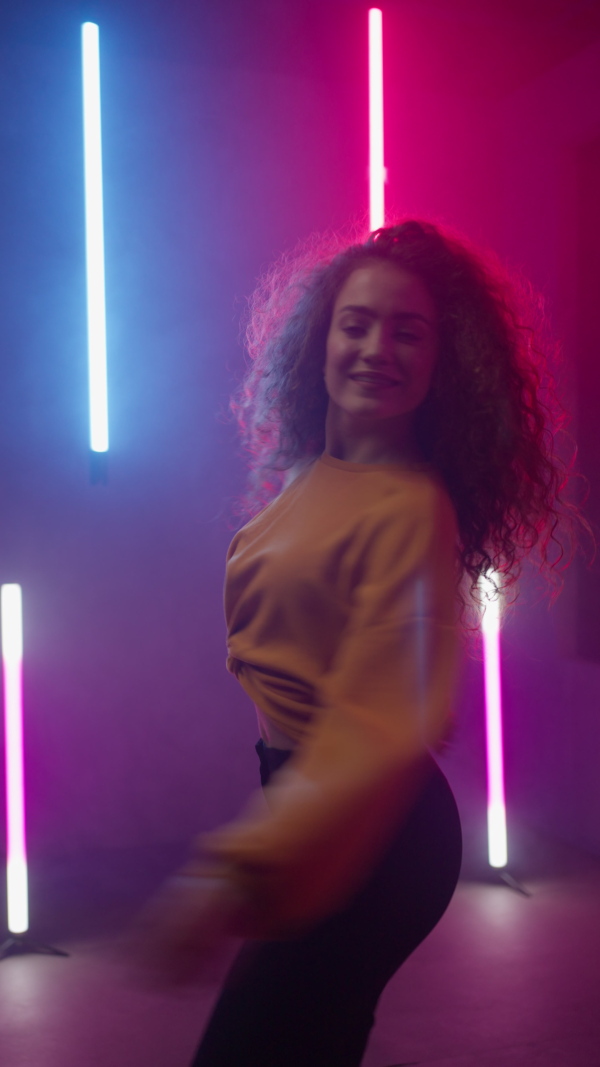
left=354, top=400, right=404, bottom=419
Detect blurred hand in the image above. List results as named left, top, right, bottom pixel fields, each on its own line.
left=126, top=872, right=243, bottom=987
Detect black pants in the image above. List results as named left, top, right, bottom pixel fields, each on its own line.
left=191, top=740, right=462, bottom=1067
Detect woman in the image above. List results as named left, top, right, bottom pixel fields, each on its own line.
left=141, top=221, right=580, bottom=1066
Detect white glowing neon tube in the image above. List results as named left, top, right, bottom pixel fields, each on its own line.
left=368, top=8, right=385, bottom=231
left=82, top=22, right=109, bottom=453
left=479, top=571, right=508, bottom=869
left=1, top=584, right=29, bottom=935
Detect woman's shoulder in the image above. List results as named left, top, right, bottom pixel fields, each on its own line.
left=281, top=456, right=318, bottom=490
left=376, top=465, right=455, bottom=518
left=362, top=471, right=458, bottom=562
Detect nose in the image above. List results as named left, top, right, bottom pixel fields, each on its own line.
left=363, top=323, right=395, bottom=365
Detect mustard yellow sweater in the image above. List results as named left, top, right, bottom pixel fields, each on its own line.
left=203, top=452, right=460, bottom=933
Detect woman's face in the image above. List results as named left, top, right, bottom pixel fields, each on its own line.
left=324, top=259, right=438, bottom=426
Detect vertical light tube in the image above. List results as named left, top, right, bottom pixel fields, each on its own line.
left=1, top=585, right=28, bottom=935
left=368, top=8, right=385, bottom=231
left=82, top=22, right=109, bottom=453
left=479, top=572, right=508, bottom=869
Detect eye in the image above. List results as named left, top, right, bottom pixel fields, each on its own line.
left=395, top=331, right=420, bottom=343
left=343, top=325, right=367, bottom=338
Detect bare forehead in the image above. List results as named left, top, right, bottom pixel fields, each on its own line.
left=333, top=260, right=435, bottom=320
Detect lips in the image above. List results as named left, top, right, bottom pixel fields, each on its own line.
left=350, top=372, right=399, bottom=387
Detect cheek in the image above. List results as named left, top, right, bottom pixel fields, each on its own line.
left=403, top=355, right=436, bottom=412
left=324, top=339, right=347, bottom=385
left=418, top=350, right=437, bottom=395
left=419, top=361, right=436, bottom=394
left=323, top=352, right=336, bottom=399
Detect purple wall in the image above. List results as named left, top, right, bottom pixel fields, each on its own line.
left=1, top=3, right=600, bottom=879
left=490, top=37, right=600, bottom=857
left=0, top=2, right=370, bottom=862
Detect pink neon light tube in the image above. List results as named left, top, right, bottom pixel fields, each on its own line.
left=1, top=584, right=28, bottom=934
left=368, top=8, right=385, bottom=231
left=479, top=573, right=508, bottom=868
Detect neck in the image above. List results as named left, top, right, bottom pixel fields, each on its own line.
left=324, top=404, right=422, bottom=465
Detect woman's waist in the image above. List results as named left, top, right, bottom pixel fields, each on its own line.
left=227, top=655, right=316, bottom=745
left=254, top=703, right=298, bottom=751
left=227, top=654, right=318, bottom=708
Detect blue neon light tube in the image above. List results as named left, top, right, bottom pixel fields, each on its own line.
left=82, top=22, right=109, bottom=453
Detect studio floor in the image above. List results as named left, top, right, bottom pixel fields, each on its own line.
left=1, top=842, right=600, bottom=1067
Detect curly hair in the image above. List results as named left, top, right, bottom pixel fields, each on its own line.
left=231, top=219, right=586, bottom=608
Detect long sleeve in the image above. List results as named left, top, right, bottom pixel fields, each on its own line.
left=201, top=480, right=459, bottom=937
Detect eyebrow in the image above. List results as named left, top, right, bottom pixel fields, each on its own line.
left=338, top=304, right=433, bottom=326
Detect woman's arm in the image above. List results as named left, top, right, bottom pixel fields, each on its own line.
left=132, top=482, right=460, bottom=979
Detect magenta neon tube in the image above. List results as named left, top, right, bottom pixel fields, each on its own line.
left=1, top=584, right=28, bottom=934
left=479, top=572, right=508, bottom=868
left=368, top=8, right=385, bottom=231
